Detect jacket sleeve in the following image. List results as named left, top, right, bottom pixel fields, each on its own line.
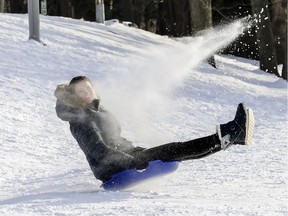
left=55, top=99, right=87, bottom=122
left=70, top=121, right=136, bottom=170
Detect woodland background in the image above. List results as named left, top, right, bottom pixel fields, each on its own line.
left=0, top=0, right=287, bottom=79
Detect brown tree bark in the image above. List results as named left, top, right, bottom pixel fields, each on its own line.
left=251, top=0, right=279, bottom=76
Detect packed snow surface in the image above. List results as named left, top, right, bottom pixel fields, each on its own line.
left=0, top=14, right=287, bottom=216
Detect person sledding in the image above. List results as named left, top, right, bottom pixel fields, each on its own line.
left=54, top=76, right=255, bottom=189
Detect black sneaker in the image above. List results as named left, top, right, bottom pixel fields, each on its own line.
left=217, top=103, right=255, bottom=149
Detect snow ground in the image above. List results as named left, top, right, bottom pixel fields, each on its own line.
left=0, top=14, right=287, bottom=216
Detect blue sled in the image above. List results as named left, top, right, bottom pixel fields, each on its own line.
left=102, top=160, right=179, bottom=191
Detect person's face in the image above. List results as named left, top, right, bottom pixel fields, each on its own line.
left=73, top=80, right=99, bottom=107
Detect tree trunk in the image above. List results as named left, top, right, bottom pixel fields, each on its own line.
left=166, top=0, right=190, bottom=37
left=132, top=0, right=146, bottom=29
left=0, top=0, right=4, bottom=12
left=189, top=0, right=216, bottom=68
left=166, top=0, right=176, bottom=35
left=282, top=35, right=287, bottom=80
left=10, top=0, right=22, bottom=13
left=271, top=0, right=287, bottom=80
left=60, top=0, right=72, bottom=17
left=156, top=1, right=165, bottom=35
left=112, top=0, right=133, bottom=22
left=189, top=0, right=212, bottom=34
left=251, top=0, right=279, bottom=76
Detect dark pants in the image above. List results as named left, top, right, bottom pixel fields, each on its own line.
left=127, top=134, right=222, bottom=163
left=102, top=134, right=222, bottom=182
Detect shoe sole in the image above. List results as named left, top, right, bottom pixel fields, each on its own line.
left=245, top=108, right=255, bottom=145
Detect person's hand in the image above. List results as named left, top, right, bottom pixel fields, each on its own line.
left=134, top=159, right=149, bottom=170
left=129, top=158, right=149, bottom=170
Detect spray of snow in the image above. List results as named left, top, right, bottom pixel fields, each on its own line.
left=98, top=18, right=252, bottom=146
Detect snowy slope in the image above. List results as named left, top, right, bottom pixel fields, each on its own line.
left=0, top=14, right=287, bottom=216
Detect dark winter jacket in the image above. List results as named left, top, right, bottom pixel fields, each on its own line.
left=55, top=99, right=140, bottom=182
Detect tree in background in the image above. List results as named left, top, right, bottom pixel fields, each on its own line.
left=46, top=0, right=60, bottom=16
left=189, top=0, right=216, bottom=68
left=155, top=0, right=191, bottom=37
left=110, top=0, right=133, bottom=22
left=270, top=0, right=287, bottom=79
left=3, top=0, right=287, bottom=79
left=0, top=0, right=5, bottom=12
left=251, top=0, right=279, bottom=77
left=60, top=0, right=72, bottom=18
left=6, top=0, right=27, bottom=13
